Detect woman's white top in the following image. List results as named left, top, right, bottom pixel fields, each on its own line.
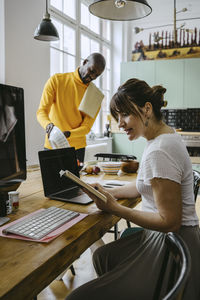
left=136, top=132, right=199, bottom=226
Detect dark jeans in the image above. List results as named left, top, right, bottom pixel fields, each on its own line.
left=44, top=147, right=85, bottom=163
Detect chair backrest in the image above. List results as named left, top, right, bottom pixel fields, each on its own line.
left=153, top=232, right=191, bottom=300
left=193, top=170, right=200, bottom=202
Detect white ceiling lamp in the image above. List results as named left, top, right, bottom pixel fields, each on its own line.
left=89, top=0, right=152, bottom=21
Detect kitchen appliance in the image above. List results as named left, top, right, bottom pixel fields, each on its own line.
left=181, top=134, right=200, bottom=158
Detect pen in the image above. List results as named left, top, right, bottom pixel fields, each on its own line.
left=106, top=183, right=124, bottom=186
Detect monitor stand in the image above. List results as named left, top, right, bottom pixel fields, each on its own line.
left=0, top=179, right=22, bottom=192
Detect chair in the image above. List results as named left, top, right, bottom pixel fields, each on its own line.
left=193, top=170, right=200, bottom=202
left=120, top=231, right=191, bottom=300
left=153, top=232, right=191, bottom=300
left=108, top=220, right=131, bottom=240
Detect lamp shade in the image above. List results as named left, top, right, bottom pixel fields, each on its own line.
left=89, top=0, right=152, bottom=21
left=34, top=13, right=59, bottom=41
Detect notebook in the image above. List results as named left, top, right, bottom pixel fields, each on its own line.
left=38, top=147, right=93, bottom=205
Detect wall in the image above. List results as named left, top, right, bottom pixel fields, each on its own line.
left=4, top=0, right=51, bottom=166
left=112, top=22, right=124, bottom=95
left=0, top=0, right=5, bottom=83
left=128, top=0, right=200, bottom=55
left=2, top=1, right=124, bottom=166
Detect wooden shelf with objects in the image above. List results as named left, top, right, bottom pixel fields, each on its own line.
left=132, top=46, right=200, bottom=62
left=132, top=26, right=200, bottom=62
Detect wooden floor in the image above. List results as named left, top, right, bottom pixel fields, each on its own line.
left=38, top=196, right=200, bottom=300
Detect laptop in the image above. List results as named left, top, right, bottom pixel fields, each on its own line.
left=38, top=147, right=93, bottom=205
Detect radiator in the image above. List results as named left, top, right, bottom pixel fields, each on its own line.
left=85, top=143, right=108, bottom=162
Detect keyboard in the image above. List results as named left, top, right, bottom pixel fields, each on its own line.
left=55, top=188, right=83, bottom=199
left=3, top=206, right=79, bottom=240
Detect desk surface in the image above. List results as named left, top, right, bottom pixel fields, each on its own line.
left=0, top=170, right=140, bottom=300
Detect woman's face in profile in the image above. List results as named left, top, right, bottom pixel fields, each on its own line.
left=117, top=112, right=144, bottom=141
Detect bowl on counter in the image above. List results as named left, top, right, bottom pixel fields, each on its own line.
left=120, top=160, right=139, bottom=173
left=98, top=161, right=122, bottom=175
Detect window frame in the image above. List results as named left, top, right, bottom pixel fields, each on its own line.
left=49, top=0, right=113, bottom=136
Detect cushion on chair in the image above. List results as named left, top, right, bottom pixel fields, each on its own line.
left=120, top=227, right=144, bottom=238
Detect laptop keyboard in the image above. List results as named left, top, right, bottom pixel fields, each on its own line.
left=56, top=188, right=83, bottom=199
left=3, top=206, right=79, bottom=240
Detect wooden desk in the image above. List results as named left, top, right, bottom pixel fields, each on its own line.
left=0, top=170, right=140, bottom=300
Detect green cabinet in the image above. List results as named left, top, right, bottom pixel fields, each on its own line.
left=121, top=58, right=200, bottom=108
left=112, top=134, right=146, bottom=162
left=183, top=58, right=200, bottom=108
left=112, top=133, right=133, bottom=155
left=121, top=61, right=155, bottom=87
left=155, top=59, right=184, bottom=108
left=114, top=58, right=200, bottom=161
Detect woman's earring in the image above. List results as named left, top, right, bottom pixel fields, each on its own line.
left=145, top=117, right=150, bottom=127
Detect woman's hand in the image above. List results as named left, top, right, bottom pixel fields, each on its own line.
left=83, top=183, right=121, bottom=214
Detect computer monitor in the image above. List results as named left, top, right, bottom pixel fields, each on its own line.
left=0, top=83, right=26, bottom=190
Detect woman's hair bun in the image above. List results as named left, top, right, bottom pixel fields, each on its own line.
left=151, top=85, right=167, bottom=108
left=162, top=100, right=168, bottom=107
left=152, top=85, right=166, bottom=96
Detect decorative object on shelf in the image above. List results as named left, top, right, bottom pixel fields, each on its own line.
left=132, top=0, right=200, bottom=61
left=132, top=44, right=200, bottom=61
left=104, top=123, right=111, bottom=137
left=89, top=0, right=152, bottom=21
left=34, top=0, right=59, bottom=41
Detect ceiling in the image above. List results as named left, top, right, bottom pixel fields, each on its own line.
left=84, top=0, right=200, bottom=28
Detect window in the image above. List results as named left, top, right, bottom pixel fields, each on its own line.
left=49, top=0, right=112, bottom=135
left=80, top=34, right=100, bottom=60
left=50, top=0, right=76, bottom=19
left=81, top=3, right=100, bottom=35
left=50, top=19, right=76, bottom=74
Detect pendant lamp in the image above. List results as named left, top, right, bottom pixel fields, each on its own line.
left=34, top=0, right=59, bottom=41
left=89, top=0, right=152, bottom=21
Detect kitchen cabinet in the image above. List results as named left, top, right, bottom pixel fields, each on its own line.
left=183, top=59, right=200, bottom=108
left=112, top=134, right=146, bottom=162
left=121, top=58, right=200, bottom=108
left=121, top=61, right=155, bottom=87
left=112, top=133, right=133, bottom=155
left=113, top=58, right=200, bottom=161
left=155, top=59, right=184, bottom=108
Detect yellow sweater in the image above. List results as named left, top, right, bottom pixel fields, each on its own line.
left=37, top=69, right=99, bottom=150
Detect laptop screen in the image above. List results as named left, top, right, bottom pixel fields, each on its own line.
left=38, top=147, right=80, bottom=197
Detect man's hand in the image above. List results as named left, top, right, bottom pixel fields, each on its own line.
left=63, top=131, right=71, bottom=138
left=46, top=123, right=54, bottom=138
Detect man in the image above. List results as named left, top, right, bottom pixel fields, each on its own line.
left=37, top=53, right=106, bottom=163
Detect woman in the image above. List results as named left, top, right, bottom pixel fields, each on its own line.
left=67, top=79, right=200, bottom=300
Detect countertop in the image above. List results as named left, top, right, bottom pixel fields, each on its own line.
left=177, top=132, right=200, bottom=136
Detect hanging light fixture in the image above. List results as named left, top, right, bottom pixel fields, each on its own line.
left=134, top=0, right=193, bottom=44
left=34, top=0, right=59, bottom=41
left=89, top=0, right=152, bottom=21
